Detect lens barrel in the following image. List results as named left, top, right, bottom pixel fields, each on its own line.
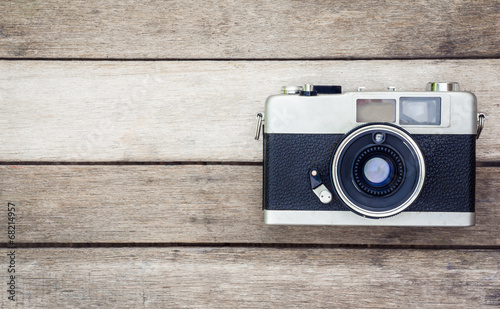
left=331, top=124, right=425, bottom=218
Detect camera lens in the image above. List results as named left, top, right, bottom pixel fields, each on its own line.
left=332, top=124, right=425, bottom=218
left=352, top=145, right=404, bottom=196
left=363, top=157, right=392, bottom=185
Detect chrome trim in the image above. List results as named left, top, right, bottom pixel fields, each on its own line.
left=332, top=124, right=426, bottom=218
left=264, top=210, right=475, bottom=226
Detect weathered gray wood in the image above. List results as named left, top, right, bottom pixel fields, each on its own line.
left=1, top=165, right=498, bottom=245
left=0, top=60, right=498, bottom=162
left=0, top=0, right=499, bottom=59
left=1, top=247, right=498, bottom=308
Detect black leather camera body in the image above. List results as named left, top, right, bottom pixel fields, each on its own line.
left=259, top=82, right=481, bottom=226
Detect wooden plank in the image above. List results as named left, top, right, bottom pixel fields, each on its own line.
left=0, top=60, right=498, bottom=162
left=1, top=165, right=498, bottom=246
left=1, top=247, right=498, bottom=308
left=0, top=0, right=499, bottom=59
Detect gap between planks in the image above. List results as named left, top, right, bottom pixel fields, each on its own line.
left=2, top=56, right=500, bottom=61
left=0, top=162, right=499, bottom=166
left=2, top=243, right=500, bottom=250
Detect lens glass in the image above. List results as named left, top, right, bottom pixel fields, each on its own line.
left=363, top=157, right=392, bottom=185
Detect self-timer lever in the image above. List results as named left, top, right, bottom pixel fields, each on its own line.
left=309, top=169, right=332, bottom=204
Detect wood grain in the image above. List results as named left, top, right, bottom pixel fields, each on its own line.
left=1, top=165, right=498, bottom=246
left=1, top=247, right=498, bottom=308
left=0, top=60, right=498, bottom=162
left=0, top=0, right=499, bottom=59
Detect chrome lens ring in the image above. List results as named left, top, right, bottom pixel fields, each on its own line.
left=332, top=124, right=425, bottom=218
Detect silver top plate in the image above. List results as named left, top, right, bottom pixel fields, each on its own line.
left=265, top=91, right=477, bottom=135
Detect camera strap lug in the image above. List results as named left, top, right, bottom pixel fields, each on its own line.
left=254, top=112, right=264, bottom=140
left=477, top=113, right=486, bottom=139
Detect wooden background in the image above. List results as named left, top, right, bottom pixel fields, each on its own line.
left=0, top=1, right=499, bottom=307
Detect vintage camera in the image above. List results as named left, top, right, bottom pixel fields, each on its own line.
left=257, top=82, right=485, bottom=226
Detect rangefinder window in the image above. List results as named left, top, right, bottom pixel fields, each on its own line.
left=400, top=97, right=441, bottom=125
left=356, top=99, right=396, bottom=123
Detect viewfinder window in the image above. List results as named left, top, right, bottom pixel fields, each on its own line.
left=356, top=99, right=396, bottom=123
left=400, top=97, right=441, bottom=125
